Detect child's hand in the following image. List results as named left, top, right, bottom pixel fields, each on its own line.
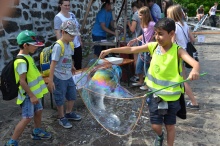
left=187, top=70, right=199, bottom=80
left=127, top=39, right=136, bottom=46
left=72, top=66, right=76, bottom=74
left=30, top=95, right=39, bottom=105
left=48, top=80, right=55, bottom=93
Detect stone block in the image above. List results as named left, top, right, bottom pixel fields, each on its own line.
left=20, top=24, right=33, bottom=30
left=30, top=11, right=41, bottom=18
left=2, top=20, right=19, bottom=33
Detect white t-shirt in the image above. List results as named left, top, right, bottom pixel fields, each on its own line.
left=54, top=12, right=81, bottom=48
left=210, top=6, right=217, bottom=15
left=175, top=22, right=189, bottom=50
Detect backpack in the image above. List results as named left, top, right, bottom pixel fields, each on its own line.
left=40, top=40, right=74, bottom=77
left=1, top=55, right=29, bottom=101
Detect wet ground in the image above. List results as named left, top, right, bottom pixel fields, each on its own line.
left=1, top=33, right=220, bottom=146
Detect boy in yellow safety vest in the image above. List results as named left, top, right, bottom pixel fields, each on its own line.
left=5, top=30, right=51, bottom=146
left=99, top=18, right=200, bottom=146
left=47, top=20, right=82, bottom=129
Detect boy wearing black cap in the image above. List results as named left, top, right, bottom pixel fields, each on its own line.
left=47, top=20, right=82, bottom=129
left=5, top=30, right=51, bottom=146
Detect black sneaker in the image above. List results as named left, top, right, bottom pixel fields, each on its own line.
left=154, top=132, right=164, bottom=146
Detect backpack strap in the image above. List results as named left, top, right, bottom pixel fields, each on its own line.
left=56, top=40, right=74, bottom=56
left=16, top=55, right=29, bottom=72
left=56, top=40, right=65, bottom=56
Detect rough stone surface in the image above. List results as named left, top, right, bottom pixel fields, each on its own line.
left=0, top=0, right=131, bottom=72
left=0, top=33, right=220, bottom=145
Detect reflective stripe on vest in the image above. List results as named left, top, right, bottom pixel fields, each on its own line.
left=14, top=55, right=48, bottom=104
left=145, top=43, right=184, bottom=101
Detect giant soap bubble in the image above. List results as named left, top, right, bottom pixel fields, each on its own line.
left=76, top=60, right=145, bottom=136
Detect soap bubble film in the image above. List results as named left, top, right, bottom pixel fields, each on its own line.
left=77, top=63, right=145, bottom=136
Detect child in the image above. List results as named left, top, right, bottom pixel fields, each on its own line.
left=99, top=18, right=200, bottom=146
left=5, top=30, right=51, bottom=146
left=167, top=4, right=199, bottom=109
left=48, top=20, right=81, bottom=129
left=128, top=6, right=155, bottom=90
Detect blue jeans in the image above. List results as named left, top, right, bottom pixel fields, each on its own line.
left=21, top=96, right=43, bottom=118
left=53, top=76, right=77, bottom=106
left=92, top=34, right=106, bottom=57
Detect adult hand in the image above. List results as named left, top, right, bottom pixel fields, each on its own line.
left=99, top=49, right=111, bottom=59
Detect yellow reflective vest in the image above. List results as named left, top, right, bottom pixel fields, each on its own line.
left=14, top=55, right=48, bottom=104
left=145, top=42, right=184, bottom=101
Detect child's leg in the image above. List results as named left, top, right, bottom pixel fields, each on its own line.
left=11, top=96, right=37, bottom=140
left=34, top=109, right=42, bottom=128
left=165, top=124, right=175, bottom=146
left=151, top=124, right=163, bottom=136
left=11, top=118, right=31, bottom=140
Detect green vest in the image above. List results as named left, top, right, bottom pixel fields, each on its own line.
left=14, top=55, right=48, bottom=104
left=145, top=42, right=184, bottom=101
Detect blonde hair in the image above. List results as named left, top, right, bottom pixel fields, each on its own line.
left=138, top=6, right=153, bottom=28
left=167, top=4, right=184, bottom=25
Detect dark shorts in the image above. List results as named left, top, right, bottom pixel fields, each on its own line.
left=92, top=34, right=106, bottom=57
left=53, top=76, right=77, bottom=106
left=148, top=95, right=181, bottom=125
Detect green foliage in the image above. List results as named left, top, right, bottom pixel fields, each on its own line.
left=174, top=0, right=220, bottom=16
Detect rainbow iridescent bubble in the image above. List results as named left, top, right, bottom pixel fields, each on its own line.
left=76, top=63, right=145, bottom=136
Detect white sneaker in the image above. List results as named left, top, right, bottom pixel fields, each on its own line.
left=140, top=85, right=148, bottom=90
left=132, top=82, right=143, bottom=86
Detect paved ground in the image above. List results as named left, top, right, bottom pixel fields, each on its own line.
left=1, top=33, right=220, bottom=146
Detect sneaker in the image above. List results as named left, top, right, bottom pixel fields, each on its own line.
left=132, top=82, right=143, bottom=86
left=130, top=76, right=139, bottom=83
left=58, top=117, right=72, bottom=129
left=31, top=128, right=51, bottom=140
left=154, top=132, right=164, bottom=146
left=65, top=112, right=82, bottom=121
left=140, top=85, right=148, bottom=90
left=4, top=139, right=18, bottom=146
left=186, top=101, right=199, bottom=109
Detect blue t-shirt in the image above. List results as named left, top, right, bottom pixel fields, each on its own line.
left=92, top=8, right=113, bottom=37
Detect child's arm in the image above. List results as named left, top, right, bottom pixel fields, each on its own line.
left=99, top=44, right=149, bottom=58
left=19, top=73, right=38, bottom=104
left=48, top=61, right=57, bottom=93
left=178, top=48, right=200, bottom=80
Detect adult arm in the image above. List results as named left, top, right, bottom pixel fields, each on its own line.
left=100, top=22, right=115, bottom=35
left=54, top=16, right=63, bottom=39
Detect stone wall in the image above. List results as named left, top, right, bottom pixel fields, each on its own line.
left=0, top=0, right=132, bottom=72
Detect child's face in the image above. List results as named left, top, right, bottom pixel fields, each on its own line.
left=63, top=31, right=75, bottom=42
left=154, top=28, right=173, bottom=46
left=138, top=13, right=143, bottom=20
left=25, top=44, right=38, bottom=54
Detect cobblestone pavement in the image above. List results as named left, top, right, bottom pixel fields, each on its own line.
left=1, top=33, right=220, bottom=146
